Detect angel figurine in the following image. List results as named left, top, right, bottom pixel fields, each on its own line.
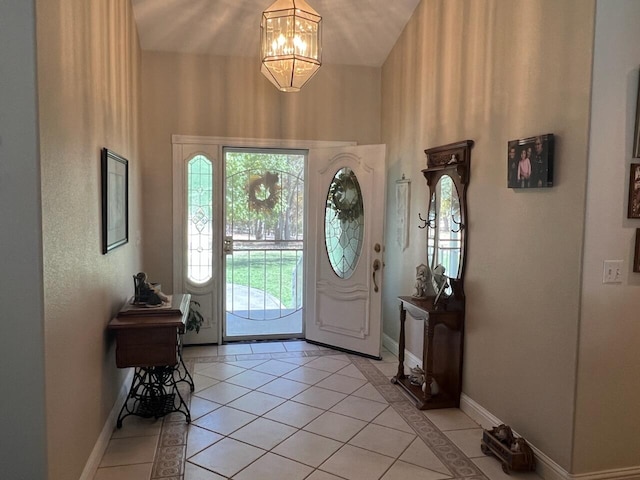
left=413, top=264, right=431, bottom=298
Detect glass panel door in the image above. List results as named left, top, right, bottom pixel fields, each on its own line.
left=223, top=148, right=305, bottom=340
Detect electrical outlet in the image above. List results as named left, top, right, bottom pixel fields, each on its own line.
left=603, top=260, right=623, bottom=284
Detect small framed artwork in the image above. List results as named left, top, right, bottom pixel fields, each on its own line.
left=634, top=229, right=640, bottom=273
left=101, top=148, right=129, bottom=254
left=507, top=134, right=554, bottom=188
left=628, top=164, right=640, bottom=219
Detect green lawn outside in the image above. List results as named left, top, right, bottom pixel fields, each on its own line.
left=226, top=250, right=302, bottom=308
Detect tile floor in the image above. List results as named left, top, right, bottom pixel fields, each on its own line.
left=93, top=341, right=543, bottom=480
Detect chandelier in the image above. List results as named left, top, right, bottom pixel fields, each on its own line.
left=260, top=0, right=322, bottom=92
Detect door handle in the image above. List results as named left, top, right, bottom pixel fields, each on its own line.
left=223, top=236, right=233, bottom=255
left=372, top=259, right=381, bottom=292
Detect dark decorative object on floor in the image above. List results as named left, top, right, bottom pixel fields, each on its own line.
left=481, top=424, right=536, bottom=474
left=186, top=301, right=204, bottom=333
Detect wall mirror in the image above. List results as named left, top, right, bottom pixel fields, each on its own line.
left=423, top=140, right=473, bottom=301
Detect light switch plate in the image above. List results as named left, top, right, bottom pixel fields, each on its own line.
left=603, top=260, right=623, bottom=284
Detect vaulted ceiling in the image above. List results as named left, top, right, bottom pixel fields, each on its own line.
left=132, top=0, right=421, bottom=67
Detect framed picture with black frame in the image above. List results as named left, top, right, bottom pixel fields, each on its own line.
left=628, top=163, right=640, bottom=219
left=507, top=134, right=554, bottom=189
left=101, top=148, right=129, bottom=254
left=634, top=229, right=640, bottom=273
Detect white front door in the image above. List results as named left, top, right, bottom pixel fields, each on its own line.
left=305, top=145, right=386, bottom=358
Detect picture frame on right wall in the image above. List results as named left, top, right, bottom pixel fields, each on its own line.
left=628, top=164, right=640, bottom=219
left=507, top=134, right=554, bottom=189
left=634, top=229, right=640, bottom=273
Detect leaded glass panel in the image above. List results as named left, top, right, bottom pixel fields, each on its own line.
left=187, top=155, right=213, bottom=283
left=324, top=167, right=364, bottom=279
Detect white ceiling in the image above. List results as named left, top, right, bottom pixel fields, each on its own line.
left=131, top=0, right=421, bottom=67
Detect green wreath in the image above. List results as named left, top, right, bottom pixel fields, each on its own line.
left=328, top=169, right=363, bottom=222
left=248, top=172, right=280, bottom=212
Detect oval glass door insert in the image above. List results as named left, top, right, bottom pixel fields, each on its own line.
left=324, top=167, right=364, bottom=279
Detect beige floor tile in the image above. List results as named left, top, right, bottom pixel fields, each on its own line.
left=194, top=362, right=217, bottom=373
left=381, top=460, right=451, bottom=480
left=305, top=471, right=345, bottom=480
left=284, top=341, right=320, bottom=351
left=234, top=452, right=314, bottom=480
left=99, top=435, right=159, bottom=467
left=472, top=456, right=543, bottom=480
left=217, top=344, right=253, bottom=355
left=399, top=438, right=451, bottom=475
left=184, top=461, right=227, bottom=479
left=273, top=430, right=343, bottom=467
left=315, top=373, right=367, bottom=394
left=189, top=396, right=222, bottom=421
left=423, top=408, right=479, bottom=431
left=192, top=406, right=257, bottom=435
left=230, top=417, right=297, bottom=450
left=93, top=463, right=153, bottom=480
left=264, top=400, right=324, bottom=428
left=189, top=437, right=265, bottom=478
left=183, top=345, right=219, bottom=358
left=195, top=382, right=251, bottom=404
left=257, top=377, right=311, bottom=399
left=444, top=428, right=484, bottom=458
left=225, top=369, right=277, bottom=389
left=330, top=395, right=388, bottom=422
left=349, top=423, right=416, bottom=458
left=291, top=386, right=347, bottom=409
left=375, top=362, right=400, bottom=377
left=186, top=425, right=224, bottom=458
left=303, top=412, right=367, bottom=442
left=111, top=416, right=162, bottom=439
left=198, top=363, right=246, bottom=381
left=252, top=359, right=299, bottom=376
left=283, top=366, right=332, bottom=385
left=227, top=390, right=286, bottom=415
left=192, top=373, right=219, bottom=393
left=351, top=383, right=389, bottom=404
left=227, top=358, right=270, bottom=368
left=379, top=350, right=398, bottom=363
left=251, top=342, right=286, bottom=353
left=336, top=364, right=367, bottom=380
left=277, top=355, right=316, bottom=365
left=322, top=354, right=352, bottom=363
left=320, top=444, right=394, bottom=480
left=305, top=357, right=350, bottom=373
left=372, top=406, right=414, bottom=433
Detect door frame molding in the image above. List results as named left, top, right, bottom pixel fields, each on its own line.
left=172, top=135, right=355, bottom=344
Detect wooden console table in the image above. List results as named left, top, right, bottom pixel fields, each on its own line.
left=391, top=296, right=464, bottom=410
left=108, top=294, right=194, bottom=427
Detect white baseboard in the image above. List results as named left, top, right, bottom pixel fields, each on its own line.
left=79, top=369, right=133, bottom=480
left=460, top=394, right=640, bottom=480
left=383, top=334, right=639, bottom=480
left=382, top=333, right=421, bottom=369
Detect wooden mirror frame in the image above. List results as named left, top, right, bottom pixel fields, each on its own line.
left=423, top=140, right=473, bottom=295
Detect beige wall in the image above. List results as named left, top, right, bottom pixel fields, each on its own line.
left=36, top=1, right=142, bottom=478
left=574, top=0, right=640, bottom=472
left=140, top=51, right=381, bottom=288
left=381, top=0, right=594, bottom=471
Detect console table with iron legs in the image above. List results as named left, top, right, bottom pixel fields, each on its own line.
left=108, top=294, right=194, bottom=428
